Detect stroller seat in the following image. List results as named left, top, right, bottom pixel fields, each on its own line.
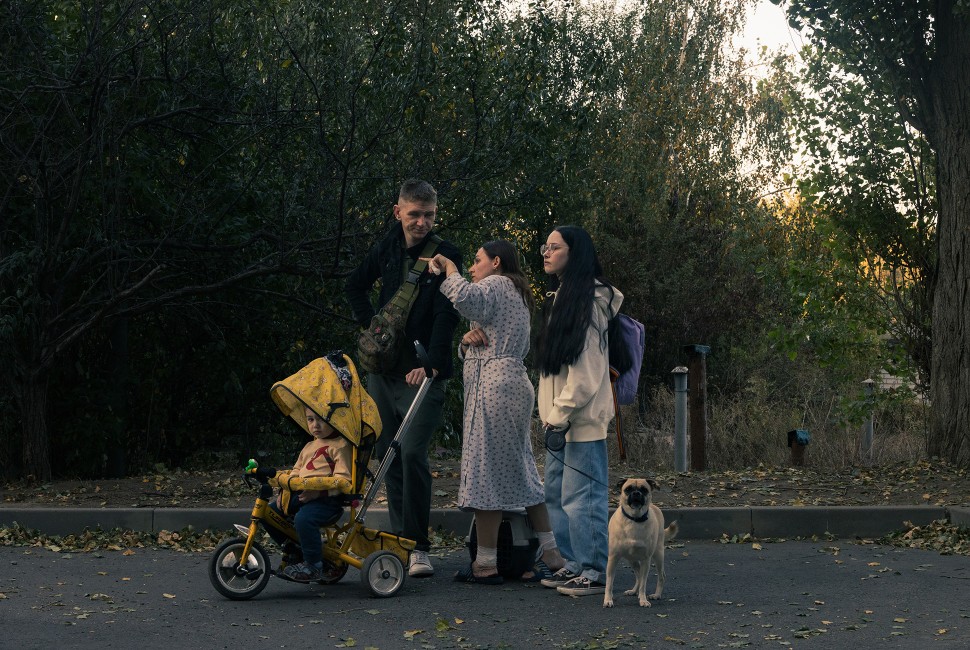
left=268, top=351, right=381, bottom=505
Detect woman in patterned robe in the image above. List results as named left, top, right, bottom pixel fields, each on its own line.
left=424, top=240, right=564, bottom=584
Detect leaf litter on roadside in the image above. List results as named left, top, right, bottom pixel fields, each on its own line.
left=0, top=522, right=234, bottom=553
left=646, top=459, right=970, bottom=508
left=715, top=521, right=970, bottom=558
left=2, top=458, right=968, bottom=511
left=2, top=458, right=968, bottom=556
left=879, top=519, right=970, bottom=555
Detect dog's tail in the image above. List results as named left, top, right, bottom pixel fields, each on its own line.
left=664, top=520, right=679, bottom=542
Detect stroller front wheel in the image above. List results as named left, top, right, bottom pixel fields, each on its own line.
left=209, top=537, right=271, bottom=600
left=360, top=551, right=406, bottom=597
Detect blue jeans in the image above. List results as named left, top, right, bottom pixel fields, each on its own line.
left=268, top=496, right=343, bottom=565
left=545, top=439, right=609, bottom=583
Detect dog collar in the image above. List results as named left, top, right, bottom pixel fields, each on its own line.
left=621, top=507, right=650, bottom=523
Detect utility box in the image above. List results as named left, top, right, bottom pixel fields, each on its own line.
left=787, top=429, right=810, bottom=466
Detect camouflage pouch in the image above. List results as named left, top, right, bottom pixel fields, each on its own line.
left=356, top=237, right=439, bottom=374
left=357, top=303, right=408, bottom=374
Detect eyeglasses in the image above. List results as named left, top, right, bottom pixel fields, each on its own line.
left=540, top=243, right=568, bottom=255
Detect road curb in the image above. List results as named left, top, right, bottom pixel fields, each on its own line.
left=1, top=505, right=961, bottom=539
left=950, top=505, right=970, bottom=528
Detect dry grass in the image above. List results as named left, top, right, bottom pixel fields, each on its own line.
left=605, top=384, right=929, bottom=472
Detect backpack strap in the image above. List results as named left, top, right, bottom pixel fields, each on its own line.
left=610, top=368, right=626, bottom=461
left=385, top=235, right=442, bottom=316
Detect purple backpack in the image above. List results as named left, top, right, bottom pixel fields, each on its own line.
left=608, top=313, right=645, bottom=406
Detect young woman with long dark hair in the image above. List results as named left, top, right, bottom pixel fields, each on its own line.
left=534, top=225, right=622, bottom=597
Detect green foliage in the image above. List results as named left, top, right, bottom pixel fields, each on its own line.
left=782, top=0, right=970, bottom=466
left=624, top=367, right=927, bottom=472
left=2, top=0, right=941, bottom=479
left=790, top=41, right=935, bottom=385
left=0, top=0, right=612, bottom=478
left=567, top=1, right=803, bottom=398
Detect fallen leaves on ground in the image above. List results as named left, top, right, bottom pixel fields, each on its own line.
left=712, top=518, right=970, bottom=557
left=879, top=519, right=970, bottom=556
left=645, top=459, right=970, bottom=509
left=0, top=523, right=232, bottom=553
left=2, top=458, right=967, bottom=558
left=0, top=521, right=467, bottom=556
left=3, top=458, right=969, bottom=510
left=0, top=468, right=254, bottom=508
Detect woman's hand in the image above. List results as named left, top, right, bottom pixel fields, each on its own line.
left=462, top=327, right=489, bottom=348
left=299, top=490, right=322, bottom=503
left=419, top=253, right=458, bottom=277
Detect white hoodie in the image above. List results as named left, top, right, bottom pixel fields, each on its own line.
left=537, top=282, right=623, bottom=443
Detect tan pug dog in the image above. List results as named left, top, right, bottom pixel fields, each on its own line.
left=604, top=478, right=678, bottom=608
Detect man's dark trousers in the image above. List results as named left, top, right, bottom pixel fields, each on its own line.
left=368, top=373, right=447, bottom=553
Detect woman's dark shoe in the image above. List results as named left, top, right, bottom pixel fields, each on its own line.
left=454, top=564, right=503, bottom=585
left=520, top=559, right=554, bottom=582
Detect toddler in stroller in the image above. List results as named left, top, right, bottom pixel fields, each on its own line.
left=256, top=359, right=355, bottom=583
left=209, top=349, right=431, bottom=599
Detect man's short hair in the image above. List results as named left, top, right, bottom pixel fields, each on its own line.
left=399, top=178, right=437, bottom=204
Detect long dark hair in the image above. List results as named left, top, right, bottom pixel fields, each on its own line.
left=535, top=226, right=618, bottom=375
left=481, top=240, right=534, bottom=312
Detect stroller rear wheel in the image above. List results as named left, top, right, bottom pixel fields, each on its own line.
left=209, top=537, right=271, bottom=600
left=360, top=551, right=406, bottom=597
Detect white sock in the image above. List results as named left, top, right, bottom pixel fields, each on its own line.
left=537, top=531, right=557, bottom=552
left=476, top=546, right=497, bottom=568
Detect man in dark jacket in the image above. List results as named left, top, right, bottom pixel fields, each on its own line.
left=345, top=179, right=462, bottom=577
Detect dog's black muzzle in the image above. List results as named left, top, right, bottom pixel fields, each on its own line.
left=627, top=490, right=647, bottom=508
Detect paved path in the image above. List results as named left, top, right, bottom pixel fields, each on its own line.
left=3, top=540, right=969, bottom=649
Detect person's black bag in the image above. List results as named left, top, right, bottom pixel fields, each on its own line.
left=466, top=511, right=538, bottom=578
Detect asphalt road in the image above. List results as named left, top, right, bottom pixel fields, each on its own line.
left=3, top=540, right=969, bottom=649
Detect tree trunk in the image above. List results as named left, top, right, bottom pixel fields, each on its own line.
left=16, top=372, right=52, bottom=482
left=926, top=5, right=970, bottom=464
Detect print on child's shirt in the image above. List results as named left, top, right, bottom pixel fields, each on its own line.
left=307, top=446, right=337, bottom=473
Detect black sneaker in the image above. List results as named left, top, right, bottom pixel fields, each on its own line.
left=540, top=567, right=578, bottom=589
left=556, top=575, right=606, bottom=596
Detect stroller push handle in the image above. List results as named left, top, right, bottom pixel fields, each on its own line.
left=414, top=340, right=433, bottom=377
left=357, top=341, right=436, bottom=523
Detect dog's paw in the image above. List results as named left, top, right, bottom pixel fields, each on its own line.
left=623, top=588, right=637, bottom=596
left=638, top=598, right=653, bottom=607
left=603, top=598, right=615, bottom=608
left=648, top=593, right=662, bottom=600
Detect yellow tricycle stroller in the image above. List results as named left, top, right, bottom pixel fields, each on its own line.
left=208, top=344, right=435, bottom=600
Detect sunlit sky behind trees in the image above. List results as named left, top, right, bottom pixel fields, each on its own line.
left=737, top=0, right=804, bottom=56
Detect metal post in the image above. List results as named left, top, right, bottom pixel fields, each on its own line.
left=672, top=367, right=689, bottom=472
left=862, top=378, right=875, bottom=466
left=683, top=344, right=711, bottom=471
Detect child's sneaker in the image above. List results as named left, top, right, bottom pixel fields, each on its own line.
left=540, top=567, right=578, bottom=589
left=556, top=575, right=606, bottom=596
left=279, top=561, right=324, bottom=583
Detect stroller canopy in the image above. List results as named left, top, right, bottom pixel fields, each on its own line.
left=270, top=352, right=381, bottom=446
